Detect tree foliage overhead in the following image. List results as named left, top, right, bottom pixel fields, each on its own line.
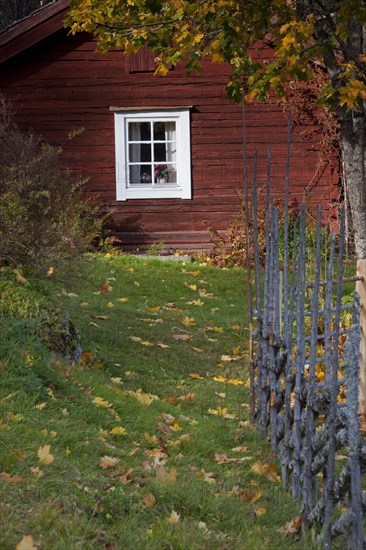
left=67, top=0, right=366, bottom=105
left=67, top=0, right=366, bottom=258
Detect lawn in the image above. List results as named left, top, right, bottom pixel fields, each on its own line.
left=0, top=254, right=310, bottom=549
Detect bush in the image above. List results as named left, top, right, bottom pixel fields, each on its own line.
left=0, top=97, right=105, bottom=274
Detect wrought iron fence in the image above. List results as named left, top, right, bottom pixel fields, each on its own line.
left=250, top=149, right=365, bottom=549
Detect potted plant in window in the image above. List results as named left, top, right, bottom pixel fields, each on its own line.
left=154, top=164, right=170, bottom=183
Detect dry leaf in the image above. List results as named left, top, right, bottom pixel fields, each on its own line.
left=16, top=535, right=38, bottom=549
left=172, top=334, right=192, bottom=341
left=143, top=492, right=156, bottom=508
left=37, top=445, right=54, bottom=465
left=254, top=507, right=266, bottom=516
left=231, top=445, right=248, bottom=452
left=189, top=373, right=204, bottom=380
left=30, top=467, right=44, bottom=477
left=282, top=516, right=302, bottom=538
left=13, top=268, right=28, bottom=285
left=155, top=466, right=177, bottom=484
left=100, top=456, right=119, bottom=469
left=0, top=471, right=24, bottom=483
left=166, top=510, right=180, bottom=524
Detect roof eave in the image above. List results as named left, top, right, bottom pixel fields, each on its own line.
left=0, top=0, right=70, bottom=64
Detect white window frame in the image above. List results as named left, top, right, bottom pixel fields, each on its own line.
left=114, top=109, right=191, bottom=201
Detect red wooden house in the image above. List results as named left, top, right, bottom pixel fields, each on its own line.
left=0, top=0, right=339, bottom=251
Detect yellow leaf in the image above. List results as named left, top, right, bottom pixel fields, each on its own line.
left=93, top=396, right=113, bottom=409
left=157, top=342, right=170, bottom=349
left=188, top=284, right=197, bottom=291
left=46, top=267, right=54, bottom=276
left=37, top=445, right=54, bottom=465
left=117, top=297, right=129, bottom=302
left=16, top=535, right=38, bottom=550
left=166, top=510, right=180, bottom=524
left=35, top=403, right=46, bottom=410
left=109, top=426, right=127, bottom=436
left=107, top=301, right=114, bottom=308
left=100, top=456, right=119, bottom=469
left=181, top=316, right=196, bottom=327
left=254, top=507, right=266, bottom=516
left=213, top=375, right=228, bottom=383
left=143, top=492, right=156, bottom=508
left=189, top=373, right=204, bottom=380
left=126, top=389, right=159, bottom=406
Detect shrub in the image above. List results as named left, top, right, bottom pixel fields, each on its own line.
left=0, top=97, right=105, bottom=274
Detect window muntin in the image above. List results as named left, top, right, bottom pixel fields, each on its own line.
left=114, top=109, right=191, bottom=200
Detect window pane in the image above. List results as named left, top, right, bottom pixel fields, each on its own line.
left=128, top=121, right=151, bottom=141
left=154, top=143, right=166, bottom=162
left=153, top=121, right=176, bottom=141
left=154, top=164, right=177, bottom=184
left=168, top=165, right=177, bottom=184
left=129, top=164, right=152, bottom=185
left=129, top=143, right=151, bottom=162
left=166, top=142, right=176, bottom=163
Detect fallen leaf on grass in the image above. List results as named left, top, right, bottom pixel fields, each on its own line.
left=143, top=492, right=156, bottom=508
left=254, top=507, right=266, bottom=516
left=189, top=373, right=204, bottom=380
left=281, top=516, right=302, bottom=538
left=100, top=456, right=119, bottom=469
left=144, top=433, right=159, bottom=444
left=0, top=471, right=24, bottom=483
left=117, top=297, right=129, bottom=302
left=13, top=268, right=28, bottom=285
left=251, top=461, right=280, bottom=482
left=126, top=389, right=159, bottom=406
left=109, top=426, right=127, bottom=436
left=168, top=434, right=191, bottom=447
left=181, top=316, right=196, bottom=327
left=93, top=397, right=113, bottom=409
left=166, top=510, right=180, bottom=524
left=16, top=535, right=38, bottom=549
left=35, top=403, right=46, bottom=410
left=172, top=334, right=192, bottom=341
left=208, top=408, right=236, bottom=419
left=215, top=452, right=251, bottom=465
left=37, top=445, right=54, bottom=465
left=157, top=342, right=170, bottom=349
left=231, top=445, right=248, bottom=452
left=191, top=347, right=203, bottom=353
left=30, top=467, right=44, bottom=477
left=110, top=377, right=123, bottom=385
left=155, top=466, right=177, bottom=484
left=178, top=392, right=195, bottom=401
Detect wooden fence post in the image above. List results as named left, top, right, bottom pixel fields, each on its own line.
left=357, top=259, right=366, bottom=414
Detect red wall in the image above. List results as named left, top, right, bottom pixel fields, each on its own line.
left=0, top=29, right=337, bottom=250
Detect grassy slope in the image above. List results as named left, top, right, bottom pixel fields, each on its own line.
left=0, top=255, right=311, bottom=549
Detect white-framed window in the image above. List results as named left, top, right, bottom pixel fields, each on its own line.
left=114, top=109, right=191, bottom=200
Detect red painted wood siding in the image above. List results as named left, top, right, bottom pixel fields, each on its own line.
left=0, top=29, right=337, bottom=250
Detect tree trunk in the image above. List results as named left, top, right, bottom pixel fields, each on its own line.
left=339, top=103, right=366, bottom=260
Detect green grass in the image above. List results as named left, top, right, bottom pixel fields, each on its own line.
left=0, top=254, right=313, bottom=549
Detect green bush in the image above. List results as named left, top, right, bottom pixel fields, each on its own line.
left=0, top=97, right=105, bottom=274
